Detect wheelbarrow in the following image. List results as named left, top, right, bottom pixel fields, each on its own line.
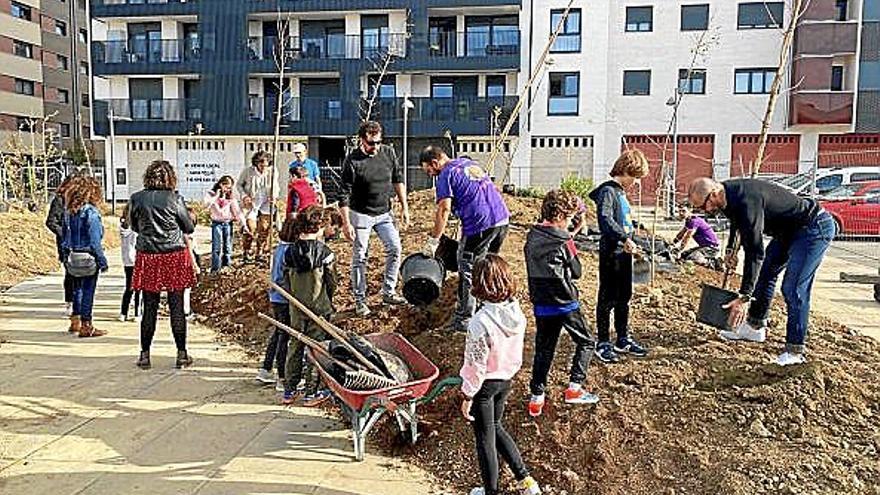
left=307, top=332, right=462, bottom=461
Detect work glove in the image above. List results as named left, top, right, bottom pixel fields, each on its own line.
left=422, top=237, right=440, bottom=257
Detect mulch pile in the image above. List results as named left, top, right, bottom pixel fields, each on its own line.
left=193, top=191, right=880, bottom=495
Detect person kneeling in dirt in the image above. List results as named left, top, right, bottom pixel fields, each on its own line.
left=459, top=254, right=541, bottom=495
left=280, top=205, right=338, bottom=407
left=687, top=177, right=836, bottom=366
left=673, top=204, right=722, bottom=270
left=525, top=190, right=599, bottom=418
left=419, top=145, right=511, bottom=332
left=589, top=150, right=651, bottom=363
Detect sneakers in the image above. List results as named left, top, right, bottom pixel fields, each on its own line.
left=468, top=488, right=485, bottom=495
left=719, top=321, right=767, bottom=343
left=521, top=476, right=542, bottom=495
left=354, top=302, right=372, bottom=317
left=255, top=368, right=276, bottom=384
left=382, top=293, right=407, bottom=306
left=136, top=351, right=151, bottom=370
left=175, top=350, right=194, bottom=369
left=594, top=342, right=620, bottom=364
left=563, top=387, right=599, bottom=405
left=280, top=389, right=299, bottom=405
left=302, top=389, right=332, bottom=407
left=777, top=352, right=806, bottom=366
left=528, top=395, right=545, bottom=418
left=118, top=314, right=127, bottom=323
left=615, top=337, right=649, bottom=357
left=275, top=380, right=285, bottom=392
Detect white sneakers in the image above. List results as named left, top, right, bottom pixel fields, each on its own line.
left=255, top=368, right=276, bottom=384
left=776, top=352, right=806, bottom=366
left=117, top=314, right=127, bottom=322
left=469, top=477, right=541, bottom=495
left=719, top=321, right=766, bottom=343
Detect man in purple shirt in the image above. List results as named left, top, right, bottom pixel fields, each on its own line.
left=674, top=205, right=721, bottom=268
left=419, top=145, right=511, bottom=332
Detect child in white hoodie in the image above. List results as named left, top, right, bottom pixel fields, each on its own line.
left=119, top=206, right=140, bottom=322
left=459, top=254, right=541, bottom=495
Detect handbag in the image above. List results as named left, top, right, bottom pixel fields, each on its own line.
left=65, top=251, right=98, bottom=277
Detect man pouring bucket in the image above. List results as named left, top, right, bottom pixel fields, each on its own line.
left=687, top=176, right=836, bottom=366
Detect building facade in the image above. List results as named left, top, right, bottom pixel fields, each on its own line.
left=89, top=0, right=879, bottom=202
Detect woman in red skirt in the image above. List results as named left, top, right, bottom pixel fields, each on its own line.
left=128, top=160, right=196, bottom=369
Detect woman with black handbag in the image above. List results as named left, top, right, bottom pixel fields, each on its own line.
left=62, top=175, right=108, bottom=338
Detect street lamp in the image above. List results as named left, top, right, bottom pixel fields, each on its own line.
left=402, top=96, right=414, bottom=191
left=107, top=105, right=131, bottom=215
left=665, top=91, right=681, bottom=218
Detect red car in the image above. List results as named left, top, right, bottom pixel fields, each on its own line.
left=820, top=180, right=880, bottom=236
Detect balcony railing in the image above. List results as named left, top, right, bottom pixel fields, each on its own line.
left=427, top=30, right=520, bottom=57
left=795, top=22, right=858, bottom=55
left=790, top=91, right=854, bottom=125
left=93, top=39, right=203, bottom=64
left=101, top=98, right=201, bottom=121
left=247, top=34, right=407, bottom=61
left=248, top=96, right=346, bottom=122
left=95, top=0, right=192, bottom=4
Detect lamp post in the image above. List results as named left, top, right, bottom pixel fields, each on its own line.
left=665, top=90, right=681, bottom=219
left=107, top=104, right=131, bottom=215
left=402, top=96, right=414, bottom=191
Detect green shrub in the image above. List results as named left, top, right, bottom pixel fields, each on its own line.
left=560, top=174, right=595, bottom=210
left=514, top=186, right=546, bottom=199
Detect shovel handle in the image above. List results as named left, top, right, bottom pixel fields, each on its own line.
left=258, top=312, right=354, bottom=371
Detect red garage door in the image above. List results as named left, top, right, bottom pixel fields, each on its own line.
left=730, top=134, right=800, bottom=176
left=622, top=135, right=714, bottom=205
left=818, top=134, right=880, bottom=167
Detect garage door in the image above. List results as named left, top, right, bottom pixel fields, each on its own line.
left=818, top=134, right=880, bottom=167
left=730, top=134, right=799, bottom=175
left=621, top=135, right=714, bottom=205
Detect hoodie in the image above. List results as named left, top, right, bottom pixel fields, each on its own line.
left=459, top=299, right=527, bottom=398
left=524, top=223, right=582, bottom=315
left=268, top=241, right=291, bottom=304
left=283, top=238, right=337, bottom=327
left=589, top=180, right=634, bottom=252
left=120, top=226, right=138, bottom=267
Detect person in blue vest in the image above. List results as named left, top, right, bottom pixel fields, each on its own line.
left=288, top=142, right=321, bottom=191
left=419, top=145, right=511, bottom=333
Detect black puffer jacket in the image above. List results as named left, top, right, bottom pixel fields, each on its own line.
left=128, top=189, right=194, bottom=254
left=524, top=224, right=582, bottom=308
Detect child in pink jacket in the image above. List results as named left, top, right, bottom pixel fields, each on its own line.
left=459, top=254, right=541, bottom=495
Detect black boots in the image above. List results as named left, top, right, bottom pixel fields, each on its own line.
left=175, top=350, right=193, bottom=369
left=137, top=351, right=151, bottom=369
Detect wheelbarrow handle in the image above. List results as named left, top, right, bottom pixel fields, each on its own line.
left=417, top=376, right=463, bottom=405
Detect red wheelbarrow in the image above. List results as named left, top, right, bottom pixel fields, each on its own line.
left=307, top=332, right=462, bottom=461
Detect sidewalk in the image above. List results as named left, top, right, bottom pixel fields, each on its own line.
left=0, top=265, right=437, bottom=495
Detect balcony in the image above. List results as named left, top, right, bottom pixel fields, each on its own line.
left=93, top=98, right=201, bottom=135
left=401, top=30, right=520, bottom=71
left=247, top=34, right=407, bottom=71
left=794, top=22, right=858, bottom=56
left=789, top=92, right=854, bottom=125
left=370, top=96, right=519, bottom=136
left=91, top=0, right=198, bottom=17
left=92, top=39, right=206, bottom=75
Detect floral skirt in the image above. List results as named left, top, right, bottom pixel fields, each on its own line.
left=132, top=248, right=195, bottom=293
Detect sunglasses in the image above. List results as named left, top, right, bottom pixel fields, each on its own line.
left=364, top=139, right=382, bottom=146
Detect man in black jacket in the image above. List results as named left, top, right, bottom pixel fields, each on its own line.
left=688, top=177, right=836, bottom=366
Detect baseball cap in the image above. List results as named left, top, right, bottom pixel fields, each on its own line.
left=292, top=143, right=306, bottom=153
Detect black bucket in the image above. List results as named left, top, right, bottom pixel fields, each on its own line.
left=434, top=235, right=459, bottom=273
left=696, top=284, right=738, bottom=330
left=401, top=253, right=447, bottom=306
left=633, top=258, right=651, bottom=285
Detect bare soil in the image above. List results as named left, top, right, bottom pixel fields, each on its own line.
left=193, top=191, right=880, bottom=495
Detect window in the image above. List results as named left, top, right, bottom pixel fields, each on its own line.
left=79, top=61, right=89, bottom=75
left=58, top=88, right=69, bottom=103
left=738, top=2, right=784, bottom=29
left=550, top=9, right=581, bottom=53
left=626, top=6, right=653, bottom=32
left=734, top=68, right=775, bottom=94
left=831, top=66, right=844, bottom=91
left=60, top=123, right=71, bottom=137
left=81, top=93, right=90, bottom=107
left=13, top=40, right=33, bottom=58
left=679, top=69, right=706, bottom=94
left=78, top=29, right=87, bottom=44
left=681, top=4, right=710, bottom=31
left=55, top=20, right=68, bottom=36
left=852, top=172, right=880, bottom=182
left=57, top=54, right=69, bottom=70
left=548, top=72, right=579, bottom=115
left=11, top=1, right=32, bottom=21
left=465, top=16, right=519, bottom=57
left=14, top=78, right=35, bottom=96
left=369, top=75, right=396, bottom=99
left=623, top=70, right=651, bottom=95
left=16, top=117, right=33, bottom=132
left=116, top=168, right=127, bottom=186
left=835, top=0, right=848, bottom=21
left=815, top=174, right=843, bottom=193
left=486, top=75, right=505, bottom=99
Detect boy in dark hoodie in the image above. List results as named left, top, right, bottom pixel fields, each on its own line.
left=281, top=205, right=338, bottom=407
left=524, top=190, right=599, bottom=418
left=588, top=149, right=650, bottom=364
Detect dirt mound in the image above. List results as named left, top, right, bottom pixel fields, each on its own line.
left=193, top=190, right=880, bottom=495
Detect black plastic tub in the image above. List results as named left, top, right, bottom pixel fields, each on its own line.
left=401, top=253, right=446, bottom=306
left=697, top=284, right=739, bottom=330
left=434, top=235, right=459, bottom=273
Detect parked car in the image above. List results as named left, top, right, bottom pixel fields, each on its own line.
left=820, top=180, right=880, bottom=236
left=777, top=166, right=880, bottom=196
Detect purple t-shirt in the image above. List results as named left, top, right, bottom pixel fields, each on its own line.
left=436, top=157, right=510, bottom=237
left=685, top=215, right=719, bottom=248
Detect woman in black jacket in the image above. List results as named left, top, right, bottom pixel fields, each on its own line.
left=128, top=160, right=196, bottom=369
left=45, top=175, right=77, bottom=316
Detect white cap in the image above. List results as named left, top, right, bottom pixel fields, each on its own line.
left=292, top=143, right=306, bottom=153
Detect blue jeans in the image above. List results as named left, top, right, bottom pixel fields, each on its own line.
left=72, top=273, right=99, bottom=321
left=747, top=211, right=836, bottom=353
left=349, top=210, right=401, bottom=304
left=211, top=221, right=233, bottom=272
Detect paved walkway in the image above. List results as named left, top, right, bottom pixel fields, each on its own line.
left=0, top=266, right=437, bottom=495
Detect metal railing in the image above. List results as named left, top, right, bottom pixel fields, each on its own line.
left=247, top=96, right=345, bottom=122
left=370, top=96, right=518, bottom=123
left=93, top=39, right=202, bottom=64
left=247, top=34, right=407, bottom=61
left=100, top=98, right=199, bottom=121
left=427, top=30, right=520, bottom=57
left=94, top=0, right=192, bottom=5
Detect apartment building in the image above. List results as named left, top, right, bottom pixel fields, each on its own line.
left=1, top=0, right=92, bottom=155
left=516, top=0, right=880, bottom=202
left=89, top=0, right=521, bottom=200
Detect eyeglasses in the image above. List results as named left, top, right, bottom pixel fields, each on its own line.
left=699, top=191, right=713, bottom=211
